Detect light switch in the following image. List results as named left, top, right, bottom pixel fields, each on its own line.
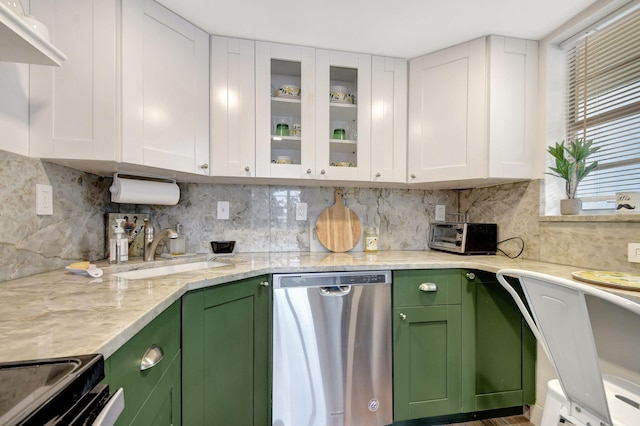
left=36, top=184, right=53, bottom=216
left=435, top=205, right=446, bottom=222
left=217, top=201, right=230, bottom=220
left=296, top=203, right=307, bottom=221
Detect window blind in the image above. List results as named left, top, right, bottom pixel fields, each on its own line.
left=565, top=7, right=640, bottom=198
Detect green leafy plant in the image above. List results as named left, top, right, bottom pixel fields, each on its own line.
left=546, top=139, right=600, bottom=199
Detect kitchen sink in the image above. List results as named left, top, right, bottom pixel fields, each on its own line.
left=113, top=261, right=228, bottom=280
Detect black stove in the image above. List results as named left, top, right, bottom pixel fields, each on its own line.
left=0, top=354, right=114, bottom=425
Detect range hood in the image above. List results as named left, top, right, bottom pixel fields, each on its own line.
left=0, top=2, right=67, bottom=66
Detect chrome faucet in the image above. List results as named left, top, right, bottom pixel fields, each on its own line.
left=143, top=218, right=178, bottom=261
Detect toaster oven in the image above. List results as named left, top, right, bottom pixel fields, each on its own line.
left=429, top=222, right=497, bottom=255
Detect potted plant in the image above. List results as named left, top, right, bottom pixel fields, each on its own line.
left=546, top=139, right=600, bottom=215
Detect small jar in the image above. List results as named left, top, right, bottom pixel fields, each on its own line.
left=364, top=227, right=378, bottom=253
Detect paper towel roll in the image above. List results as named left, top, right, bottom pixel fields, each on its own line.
left=110, top=178, right=180, bottom=205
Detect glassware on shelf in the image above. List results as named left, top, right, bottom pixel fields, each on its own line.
left=276, top=123, right=289, bottom=136
left=333, top=128, right=346, bottom=140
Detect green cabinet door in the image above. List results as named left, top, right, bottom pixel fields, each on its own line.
left=182, top=275, right=270, bottom=426
left=393, top=305, right=462, bottom=420
left=461, top=270, right=536, bottom=412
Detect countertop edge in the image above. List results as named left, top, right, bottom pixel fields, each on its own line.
left=1, top=251, right=637, bottom=363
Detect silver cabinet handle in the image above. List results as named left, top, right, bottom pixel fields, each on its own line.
left=419, top=283, right=438, bottom=292
left=410, top=173, right=416, bottom=179
left=140, top=344, right=164, bottom=371
left=306, top=169, right=312, bottom=174
left=259, top=281, right=269, bottom=287
left=200, top=163, right=209, bottom=169
left=375, top=172, right=381, bottom=178
left=244, top=166, right=250, bottom=172
left=399, top=313, right=407, bottom=321
left=466, top=272, right=476, bottom=280
left=320, top=169, right=326, bottom=175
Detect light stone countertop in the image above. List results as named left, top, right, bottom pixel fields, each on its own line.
left=1, top=250, right=638, bottom=363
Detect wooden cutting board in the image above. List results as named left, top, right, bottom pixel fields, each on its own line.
left=315, top=189, right=362, bottom=252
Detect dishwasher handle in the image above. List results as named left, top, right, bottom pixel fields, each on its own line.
left=319, top=285, right=351, bottom=296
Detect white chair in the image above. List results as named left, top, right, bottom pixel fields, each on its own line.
left=496, top=269, right=640, bottom=426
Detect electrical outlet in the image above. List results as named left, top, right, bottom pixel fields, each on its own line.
left=296, top=202, right=307, bottom=221
left=36, top=184, right=53, bottom=215
left=217, top=201, right=230, bottom=220
left=435, top=204, right=446, bottom=222
left=628, top=243, right=640, bottom=263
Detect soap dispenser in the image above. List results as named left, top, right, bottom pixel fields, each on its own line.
left=110, top=218, right=129, bottom=263
left=170, top=223, right=186, bottom=255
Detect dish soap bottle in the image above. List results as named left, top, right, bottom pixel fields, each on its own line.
left=364, top=227, right=378, bottom=253
left=110, top=218, right=129, bottom=263
left=170, top=223, right=186, bottom=256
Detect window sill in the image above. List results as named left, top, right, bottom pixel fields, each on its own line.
left=539, top=213, right=640, bottom=223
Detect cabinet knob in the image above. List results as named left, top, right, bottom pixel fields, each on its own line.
left=321, top=169, right=326, bottom=175
left=410, top=173, right=416, bottom=179
left=419, top=283, right=438, bottom=292
left=307, top=169, right=312, bottom=174
left=375, top=172, right=381, bottom=178
left=259, top=281, right=269, bottom=287
left=244, top=166, right=250, bottom=172
left=140, top=344, right=164, bottom=371
left=466, top=272, right=476, bottom=280
left=200, top=163, right=209, bottom=170
left=399, top=313, right=407, bottom=321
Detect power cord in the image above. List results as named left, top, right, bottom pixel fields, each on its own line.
left=497, top=236, right=525, bottom=259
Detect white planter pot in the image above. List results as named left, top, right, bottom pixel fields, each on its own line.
left=561, top=198, right=582, bottom=215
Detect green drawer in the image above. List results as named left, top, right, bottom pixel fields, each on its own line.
left=393, top=269, right=462, bottom=307
left=107, top=300, right=181, bottom=426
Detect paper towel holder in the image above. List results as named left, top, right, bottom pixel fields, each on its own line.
left=109, top=172, right=180, bottom=205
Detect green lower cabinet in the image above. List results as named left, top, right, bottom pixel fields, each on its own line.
left=461, top=270, right=536, bottom=413
left=393, top=269, right=463, bottom=421
left=393, top=269, right=536, bottom=423
left=182, top=275, right=270, bottom=426
left=104, top=300, right=181, bottom=426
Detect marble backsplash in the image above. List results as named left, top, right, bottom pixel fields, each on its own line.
left=1, top=149, right=639, bottom=282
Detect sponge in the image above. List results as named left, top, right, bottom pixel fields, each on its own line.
left=69, top=261, right=90, bottom=270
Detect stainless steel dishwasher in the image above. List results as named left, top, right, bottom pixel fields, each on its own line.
left=272, top=270, right=392, bottom=426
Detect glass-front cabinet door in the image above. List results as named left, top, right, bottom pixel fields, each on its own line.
left=255, top=42, right=316, bottom=179
left=316, top=50, right=371, bottom=181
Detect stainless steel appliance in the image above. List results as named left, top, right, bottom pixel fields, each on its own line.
left=429, top=222, right=497, bottom=255
left=272, top=270, right=392, bottom=426
left=0, top=354, right=124, bottom=425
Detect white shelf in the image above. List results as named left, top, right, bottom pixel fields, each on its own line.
left=271, top=136, right=301, bottom=150
left=0, top=4, right=67, bottom=66
left=330, top=101, right=356, bottom=108
left=330, top=139, right=357, bottom=154
left=271, top=96, right=301, bottom=104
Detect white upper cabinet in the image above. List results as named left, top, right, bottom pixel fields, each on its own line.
left=255, top=41, right=316, bottom=179
left=210, top=36, right=255, bottom=177
left=408, top=35, right=538, bottom=186
left=29, top=0, right=210, bottom=176
left=30, top=0, right=118, bottom=161
left=315, top=49, right=371, bottom=181
left=121, top=0, right=209, bottom=175
left=371, top=56, right=407, bottom=183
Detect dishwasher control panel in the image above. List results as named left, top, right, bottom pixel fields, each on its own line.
left=272, top=270, right=392, bottom=289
